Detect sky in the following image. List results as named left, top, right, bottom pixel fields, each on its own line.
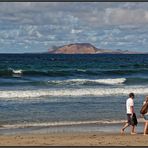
left=0, top=2, right=148, bottom=53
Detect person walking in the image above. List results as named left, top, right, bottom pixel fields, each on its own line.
left=121, top=92, right=137, bottom=135
left=140, top=96, right=148, bottom=135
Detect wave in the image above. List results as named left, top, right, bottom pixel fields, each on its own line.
left=0, top=78, right=126, bottom=87
left=12, top=69, right=22, bottom=74
left=76, top=69, right=87, bottom=72
left=0, top=69, right=23, bottom=77
left=1, top=68, right=148, bottom=77
left=48, top=78, right=126, bottom=85
left=2, top=77, right=148, bottom=86
left=1, top=77, right=148, bottom=87
left=103, top=69, right=148, bottom=75
left=1, top=118, right=144, bottom=129
left=125, top=77, right=148, bottom=85
left=0, top=69, right=72, bottom=77
left=0, top=85, right=148, bottom=99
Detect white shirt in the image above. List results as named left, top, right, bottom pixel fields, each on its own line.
left=126, top=98, right=134, bottom=114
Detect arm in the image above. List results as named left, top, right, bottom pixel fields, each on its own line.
left=130, top=99, right=134, bottom=116
left=130, top=106, right=134, bottom=116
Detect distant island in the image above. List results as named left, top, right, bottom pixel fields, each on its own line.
left=48, top=43, right=143, bottom=54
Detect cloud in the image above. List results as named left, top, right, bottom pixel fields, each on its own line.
left=1, top=2, right=148, bottom=27
left=104, top=8, right=148, bottom=25
left=0, top=2, right=148, bottom=52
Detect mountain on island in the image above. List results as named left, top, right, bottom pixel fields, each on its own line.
left=48, top=43, right=140, bottom=54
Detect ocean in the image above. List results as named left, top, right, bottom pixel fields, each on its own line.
left=0, top=53, right=147, bottom=134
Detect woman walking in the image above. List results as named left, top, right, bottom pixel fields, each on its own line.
left=140, top=96, right=148, bottom=135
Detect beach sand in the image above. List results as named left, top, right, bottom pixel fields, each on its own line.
left=0, top=132, right=147, bottom=146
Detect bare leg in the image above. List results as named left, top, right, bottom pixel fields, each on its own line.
left=121, top=122, right=129, bottom=134
left=131, top=125, right=136, bottom=134
left=144, top=122, right=148, bottom=135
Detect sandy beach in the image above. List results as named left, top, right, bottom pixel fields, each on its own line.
left=0, top=132, right=147, bottom=146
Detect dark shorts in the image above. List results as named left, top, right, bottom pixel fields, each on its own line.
left=144, top=114, right=148, bottom=120
left=127, top=114, right=132, bottom=125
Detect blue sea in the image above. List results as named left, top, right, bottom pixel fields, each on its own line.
left=0, top=53, right=147, bottom=134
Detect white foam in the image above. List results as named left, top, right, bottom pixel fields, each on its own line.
left=49, top=78, right=126, bottom=85
left=0, top=85, right=148, bottom=99
left=90, top=78, right=126, bottom=84
left=12, top=69, right=22, bottom=74
left=1, top=118, right=144, bottom=129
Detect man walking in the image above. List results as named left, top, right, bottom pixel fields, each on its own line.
left=121, top=92, right=136, bottom=135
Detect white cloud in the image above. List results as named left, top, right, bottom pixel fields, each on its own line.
left=71, top=29, right=82, bottom=34
left=0, top=2, right=148, bottom=52
left=1, top=2, right=148, bottom=27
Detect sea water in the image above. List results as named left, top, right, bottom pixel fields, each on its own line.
left=0, top=54, right=147, bottom=134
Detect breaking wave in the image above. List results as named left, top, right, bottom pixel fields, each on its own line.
left=1, top=68, right=148, bottom=77
left=0, top=85, right=148, bottom=99
left=48, top=78, right=126, bottom=85
left=12, top=69, right=22, bottom=74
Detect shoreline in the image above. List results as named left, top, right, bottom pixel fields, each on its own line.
left=0, top=121, right=144, bottom=135
left=0, top=122, right=146, bottom=146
